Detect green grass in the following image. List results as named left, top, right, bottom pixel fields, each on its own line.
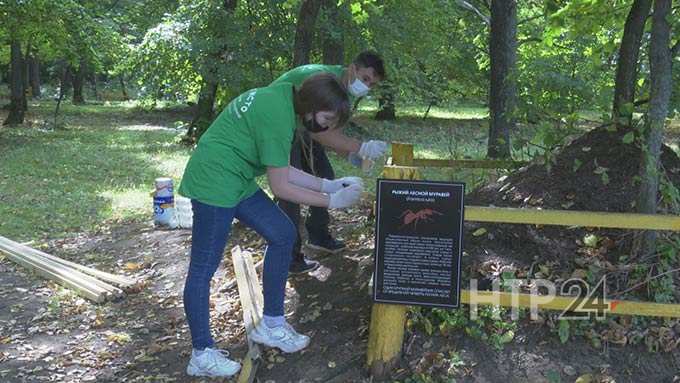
left=0, top=101, right=192, bottom=241
left=4, top=98, right=677, bottom=242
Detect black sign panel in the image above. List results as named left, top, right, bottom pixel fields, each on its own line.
left=373, top=179, right=465, bottom=308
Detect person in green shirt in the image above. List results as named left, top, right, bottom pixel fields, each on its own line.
left=179, top=73, right=364, bottom=378
left=271, top=51, right=388, bottom=273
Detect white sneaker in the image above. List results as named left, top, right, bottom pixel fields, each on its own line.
left=249, top=321, right=310, bottom=353
left=186, top=347, right=241, bottom=377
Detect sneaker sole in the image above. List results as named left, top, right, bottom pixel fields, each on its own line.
left=289, top=262, right=320, bottom=274
left=186, top=364, right=240, bottom=378
left=249, top=332, right=310, bottom=353
left=305, top=243, right=346, bottom=254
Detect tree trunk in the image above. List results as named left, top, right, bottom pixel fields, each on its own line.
left=54, top=65, right=71, bottom=128
left=22, top=53, right=30, bottom=106
left=612, top=0, right=651, bottom=128
left=292, top=0, right=322, bottom=66
left=90, top=72, right=99, bottom=100
left=634, top=0, right=672, bottom=258
left=119, top=75, right=130, bottom=101
left=375, top=85, right=396, bottom=120
left=321, top=0, right=344, bottom=65
left=3, top=39, right=25, bottom=126
left=223, top=0, right=237, bottom=11
left=28, top=55, right=41, bottom=98
left=487, top=0, right=517, bottom=159
left=186, top=80, right=219, bottom=141
left=72, top=58, right=86, bottom=104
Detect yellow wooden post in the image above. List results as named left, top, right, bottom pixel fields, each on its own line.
left=366, top=164, right=419, bottom=379
left=391, top=142, right=414, bottom=166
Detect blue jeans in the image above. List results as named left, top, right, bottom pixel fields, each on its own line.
left=184, top=189, right=296, bottom=350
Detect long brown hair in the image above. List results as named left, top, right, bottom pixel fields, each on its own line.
left=293, top=72, right=351, bottom=127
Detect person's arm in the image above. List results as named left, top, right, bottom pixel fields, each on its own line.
left=287, top=166, right=322, bottom=191
left=267, top=166, right=329, bottom=207
left=309, top=128, right=362, bottom=156
left=267, top=166, right=364, bottom=209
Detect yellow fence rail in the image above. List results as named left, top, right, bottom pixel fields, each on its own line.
left=366, top=142, right=680, bottom=378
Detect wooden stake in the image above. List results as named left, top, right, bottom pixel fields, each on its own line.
left=366, top=160, right=419, bottom=379
left=366, top=303, right=408, bottom=378
left=391, top=142, right=414, bottom=166
left=232, top=246, right=263, bottom=383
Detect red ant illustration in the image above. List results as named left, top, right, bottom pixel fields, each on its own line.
left=398, top=208, right=443, bottom=230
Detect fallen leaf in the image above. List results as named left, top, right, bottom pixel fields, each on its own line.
left=123, top=262, right=143, bottom=271
left=472, top=228, right=487, bottom=237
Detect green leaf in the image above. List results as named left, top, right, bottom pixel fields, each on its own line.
left=499, top=330, right=515, bottom=344
left=558, top=320, right=570, bottom=344
left=472, top=228, right=487, bottom=237
left=601, top=172, right=609, bottom=185
left=622, top=131, right=634, bottom=144
left=423, top=317, right=433, bottom=335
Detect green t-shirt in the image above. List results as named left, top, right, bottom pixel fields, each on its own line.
left=271, top=64, right=357, bottom=104
left=178, top=83, right=298, bottom=208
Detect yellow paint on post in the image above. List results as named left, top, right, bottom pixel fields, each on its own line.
left=465, top=206, right=680, bottom=231
left=391, top=142, right=414, bottom=166
left=367, top=162, right=421, bottom=379
left=366, top=303, right=408, bottom=378
left=382, top=165, right=421, bottom=181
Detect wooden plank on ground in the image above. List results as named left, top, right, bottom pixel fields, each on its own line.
left=1, top=246, right=106, bottom=303
left=0, top=235, right=136, bottom=289
left=0, top=237, right=123, bottom=298
left=232, top=246, right=263, bottom=383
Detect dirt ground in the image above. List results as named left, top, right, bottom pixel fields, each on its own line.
left=3, top=127, right=680, bottom=382
left=2, top=207, right=680, bottom=382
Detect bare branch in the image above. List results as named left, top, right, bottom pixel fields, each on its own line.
left=455, top=0, right=490, bottom=25
left=518, top=13, right=544, bottom=25
left=518, top=37, right=542, bottom=46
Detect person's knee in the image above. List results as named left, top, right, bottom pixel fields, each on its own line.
left=267, top=220, right=296, bottom=249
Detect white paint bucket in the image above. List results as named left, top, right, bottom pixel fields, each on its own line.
left=153, top=178, right=175, bottom=226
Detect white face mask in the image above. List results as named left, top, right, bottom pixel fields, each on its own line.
left=349, top=78, right=370, bottom=97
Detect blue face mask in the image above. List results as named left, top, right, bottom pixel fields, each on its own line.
left=349, top=78, right=370, bottom=97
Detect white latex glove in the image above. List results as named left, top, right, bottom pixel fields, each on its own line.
left=328, top=184, right=363, bottom=209
left=358, top=140, right=388, bottom=160
left=347, top=152, right=363, bottom=168
left=321, top=177, right=364, bottom=193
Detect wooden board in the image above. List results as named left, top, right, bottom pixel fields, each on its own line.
left=0, top=236, right=122, bottom=298
left=465, top=206, right=680, bottom=231
left=232, top=246, right=263, bottom=383
left=0, top=235, right=136, bottom=289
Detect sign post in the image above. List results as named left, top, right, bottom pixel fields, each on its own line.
left=367, top=162, right=464, bottom=379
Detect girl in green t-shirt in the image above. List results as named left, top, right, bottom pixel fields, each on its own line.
left=180, top=73, right=365, bottom=378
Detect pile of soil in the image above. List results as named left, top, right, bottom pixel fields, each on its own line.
left=462, top=127, right=680, bottom=274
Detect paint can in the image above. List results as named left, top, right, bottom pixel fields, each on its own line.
left=153, top=177, right=175, bottom=226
